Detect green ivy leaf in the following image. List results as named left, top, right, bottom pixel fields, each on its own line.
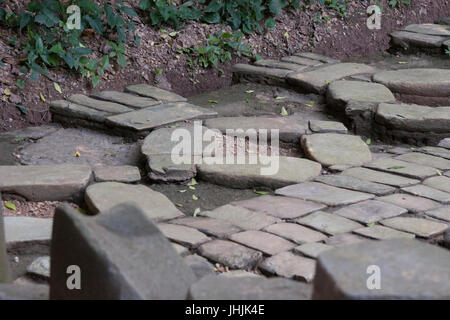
left=4, top=202, right=16, bottom=211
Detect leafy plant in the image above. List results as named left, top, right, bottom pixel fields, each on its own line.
left=138, top=0, right=202, bottom=28
left=445, top=46, right=450, bottom=56
left=389, top=0, right=411, bottom=7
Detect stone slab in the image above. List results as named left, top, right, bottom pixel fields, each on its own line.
left=259, top=251, right=316, bottom=282
left=425, top=206, right=450, bottom=222
left=364, top=158, right=439, bottom=179
left=380, top=217, right=448, bottom=238
left=157, top=223, right=210, bottom=248
left=170, top=217, right=241, bottom=238
left=184, top=254, right=216, bottom=279
left=377, top=193, right=440, bottom=213
left=93, top=165, right=141, bottom=183
left=91, top=91, right=160, bottom=108
left=0, top=284, right=49, bottom=300
left=353, top=225, right=415, bottom=240
left=232, top=64, right=292, bottom=85
left=126, top=84, right=187, bottom=102
left=264, top=222, right=328, bottom=244
left=342, top=167, right=420, bottom=187
left=315, top=174, right=396, bottom=196
left=4, top=217, right=52, bottom=246
left=50, top=100, right=111, bottom=123
left=296, top=211, right=363, bottom=235
left=0, top=195, right=10, bottom=282
left=417, top=146, right=450, bottom=160
left=401, top=185, right=450, bottom=203
left=229, top=230, right=296, bottom=255
left=423, top=176, right=450, bottom=193
left=280, top=55, right=323, bottom=66
left=403, top=24, right=450, bottom=36
left=395, top=152, right=450, bottom=171
left=334, top=200, right=407, bottom=224
left=27, top=256, right=50, bottom=279
left=68, top=94, right=133, bottom=114
left=308, top=120, right=348, bottom=134
left=294, top=52, right=340, bottom=64
left=438, top=138, right=450, bottom=149
left=254, top=59, right=308, bottom=71
left=294, top=242, right=334, bottom=259
left=391, top=30, right=447, bottom=48
left=324, top=233, right=367, bottom=246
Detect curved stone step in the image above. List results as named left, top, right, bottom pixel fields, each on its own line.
left=403, top=24, right=450, bottom=37
left=390, top=30, right=448, bottom=51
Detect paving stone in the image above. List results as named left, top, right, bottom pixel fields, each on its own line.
left=157, top=223, right=210, bottom=248
left=170, top=217, right=241, bottom=238
left=296, top=211, right=363, bottom=235
left=4, top=217, right=52, bottom=246
left=50, top=203, right=196, bottom=299
left=313, top=239, right=450, bottom=299
left=308, top=120, right=348, bottom=134
left=26, top=256, right=50, bottom=279
left=231, top=64, right=292, bottom=85
left=232, top=195, right=326, bottom=219
left=201, top=205, right=278, bottom=231
left=377, top=193, right=439, bottom=213
left=218, top=270, right=262, bottom=278
left=204, top=116, right=308, bottom=144
left=445, top=171, right=450, bottom=177
left=5, top=124, right=60, bottom=140
left=126, top=84, right=187, bottom=102
left=294, top=52, right=340, bottom=64
left=425, top=206, right=450, bottom=222
left=68, top=94, right=133, bottom=114
left=364, top=158, right=438, bottom=179
left=401, top=185, right=450, bottom=203
left=423, top=176, right=450, bottom=193
left=324, top=233, right=367, bottom=246
left=254, top=59, right=308, bottom=71
left=184, top=254, right=216, bottom=279
left=315, top=174, right=396, bottom=196
left=85, top=182, right=184, bottom=221
left=353, top=225, right=415, bottom=240
left=342, top=167, right=420, bottom=187
left=264, top=223, right=328, bottom=244
left=395, top=152, right=450, bottom=170
left=286, top=63, right=377, bottom=94
left=403, top=23, right=450, bottom=36
left=259, top=251, right=316, bottom=282
left=438, top=138, right=450, bottom=149
left=229, top=230, right=296, bottom=255
left=276, top=182, right=374, bottom=206
left=417, top=146, right=450, bottom=160
left=334, top=200, right=407, bottom=224
left=93, top=165, right=141, bottom=183
left=91, top=91, right=160, bottom=108
left=188, top=274, right=311, bottom=300
left=380, top=217, right=448, bottom=238
left=198, top=156, right=322, bottom=189
left=0, top=283, right=49, bottom=300
left=391, top=30, right=447, bottom=49
left=50, top=100, right=111, bottom=123
left=0, top=197, right=10, bottom=282
left=294, top=242, right=334, bottom=259
left=375, top=103, right=450, bottom=133
left=197, top=239, right=262, bottom=269
left=444, top=229, right=450, bottom=249
left=301, top=133, right=372, bottom=167
left=280, top=55, right=323, bottom=66
left=106, top=102, right=217, bottom=132
left=172, top=243, right=190, bottom=257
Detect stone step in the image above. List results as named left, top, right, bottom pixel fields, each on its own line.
left=125, top=84, right=187, bottom=102
left=390, top=30, right=448, bottom=50
left=280, top=55, right=323, bottom=66
left=232, top=63, right=293, bottom=86
left=403, top=24, right=450, bottom=37
left=91, top=91, right=161, bottom=109
left=253, top=59, right=308, bottom=72
left=4, top=217, right=53, bottom=247
left=293, top=52, right=340, bottom=64
left=50, top=100, right=112, bottom=124
left=68, top=94, right=133, bottom=114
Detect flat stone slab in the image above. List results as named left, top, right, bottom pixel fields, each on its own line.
left=172, top=243, right=190, bottom=257
left=50, top=100, right=111, bottom=123
left=375, top=103, right=450, bottom=133
left=402, top=185, right=450, bottom=203
left=294, top=52, right=340, bottom=64
left=68, top=94, right=133, bottom=114
left=324, top=233, right=367, bottom=246
left=380, top=217, right=448, bottom=238
left=184, top=254, right=216, bottom=279
left=334, top=200, right=407, bottom=224
left=377, top=193, right=439, bottom=213
left=0, top=284, right=49, bottom=300
left=417, top=146, right=450, bottom=160
left=259, top=251, right=316, bottom=282
left=198, top=157, right=322, bottom=189
left=170, top=217, right=241, bottom=238
left=425, top=206, right=450, bottom=222
left=229, top=231, right=296, bottom=256
left=85, top=182, right=183, bottom=221
left=287, top=63, right=377, bottom=94
left=438, top=138, right=450, bottom=149
left=423, top=176, right=450, bottom=193
left=395, top=152, right=450, bottom=171
left=93, top=165, right=141, bottom=183
left=254, top=59, right=308, bottom=71
left=391, top=30, right=447, bottom=48
left=126, top=84, right=187, bottom=102
left=364, top=158, right=439, bottom=179
left=315, top=174, right=396, bottom=196
left=301, top=133, right=372, bottom=167
left=403, top=23, right=450, bottom=36
left=294, top=242, right=334, bottom=259
left=232, top=195, right=326, bottom=219
left=231, top=64, right=292, bottom=85
left=353, top=225, right=415, bottom=240
left=264, top=222, right=328, bottom=244
left=313, top=239, right=450, bottom=299
left=27, top=256, right=50, bottom=278
left=276, top=182, right=374, bottom=206
left=436, top=17, right=450, bottom=25
left=342, top=167, right=420, bottom=187
left=0, top=165, right=92, bottom=201
left=157, top=223, right=210, bottom=248
left=4, top=217, right=52, bottom=245
left=197, top=239, right=262, bottom=269
left=280, top=55, right=323, bottom=66
left=296, top=211, right=363, bottom=235
left=308, top=120, right=348, bottom=134
left=202, top=205, right=278, bottom=231
left=91, top=91, right=160, bottom=108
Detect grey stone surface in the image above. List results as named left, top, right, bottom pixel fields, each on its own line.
left=364, top=158, right=439, bottom=179
left=377, top=193, right=439, bottom=213
left=436, top=17, right=450, bottom=25
left=232, top=64, right=292, bottom=85
left=417, top=146, right=450, bottom=160
left=324, top=233, right=367, bottom=246
left=380, top=217, right=448, bottom=238
left=4, top=217, right=52, bottom=246
left=0, top=283, right=49, bottom=300
left=315, top=174, right=396, bottom=196
left=93, top=165, right=141, bottom=183
left=172, top=243, right=190, bottom=257
left=313, top=239, right=450, bottom=299
left=50, top=203, right=197, bottom=299
left=395, top=152, right=450, bottom=171
left=423, top=176, right=450, bottom=193
left=294, top=52, right=340, bottom=64
left=342, top=167, right=420, bottom=187
left=403, top=23, right=450, bottom=36
left=157, top=223, right=210, bottom=248
left=259, top=251, right=316, bottom=282
left=0, top=195, right=10, bottom=282
left=188, top=274, right=311, bottom=300
left=445, top=229, right=450, bottom=249
left=126, top=84, right=187, bottom=102
left=402, top=185, right=450, bottom=203
left=197, top=240, right=262, bottom=269
left=264, top=222, right=328, bottom=244
left=26, top=256, right=50, bottom=279
left=301, top=133, right=372, bottom=167
left=296, top=211, right=363, bottom=235
left=276, top=182, right=374, bottom=206
left=170, top=217, right=241, bottom=238
left=0, top=165, right=92, bottom=201
left=229, top=231, right=296, bottom=255
left=308, top=120, right=348, bottom=134
left=254, top=59, right=308, bottom=71
left=6, top=125, right=60, bottom=140
left=184, top=255, right=216, bottom=279
left=294, top=242, right=334, bottom=259
left=391, top=30, right=447, bottom=49
left=91, top=91, right=160, bottom=108
left=68, top=94, right=133, bottom=114
left=425, top=206, right=450, bottom=222
left=50, top=100, right=111, bottom=123
left=438, top=138, right=450, bottom=149
left=280, top=55, right=323, bottom=66
left=353, top=225, right=415, bottom=240
left=334, top=200, right=407, bottom=224
left=85, top=182, right=184, bottom=221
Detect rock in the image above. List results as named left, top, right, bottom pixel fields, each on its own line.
left=126, top=84, right=187, bottom=102
left=438, top=138, right=450, bottom=149
left=294, top=242, right=334, bottom=259
left=296, top=211, right=363, bottom=235
left=188, top=274, right=311, bottom=300
left=444, top=229, right=450, bottom=249
left=380, top=217, right=448, bottom=238
left=425, top=206, right=450, bottom=222
left=294, top=52, right=340, bottom=64
left=4, top=217, right=53, bottom=246
left=172, top=243, right=190, bottom=257
left=93, top=166, right=141, bottom=183
left=353, top=225, right=415, bottom=240
left=401, top=185, right=450, bottom=204
left=324, top=233, right=367, bottom=246
left=364, top=158, right=439, bottom=179
left=390, top=30, right=447, bottom=49
left=6, top=125, right=60, bottom=140
left=50, top=203, right=197, bottom=299
left=232, top=64, right=292, bottom=86
left=308, top=120, right=348, bottom=134
left=218, top=270, right=262, bottom=278
left=184, top=255, right=216, bottom=279
left=342, top=167, right=420, bottom=188
left=395, top=152, right=450, bottom=171
left=197, top=240, right=262, bottom=269
left=68, top=94, right=133, bottom=114
left=232, top=195, right=326, bottom=219
left=91, top=91, right=160, bottom=108
left=435, top=17, right=450, bottom=25
left=301, top=133, right=372, bottom=167
left=313, top=239, right=450, bottom=299
left=170, top=217, right=241, bottom=239
left=0, top=195, right=10, bottom=282
left=259, top=251, right=316, bottom=282
left=26, top=256, right=50, bottom=279
left=0, top=165, right=92, bottom=201
left=85, top=182, right=183, bottom=221
left=334, top=200, right=407, bottom=224
left=156, top=223, right=210, bottom=248
left=229, top=231, right=297, bottom=256
left=315, top=174, right=396, bottom=196
left=50, top=100, right=111, bottom=124
left=254, top=59, right=308, bottom=72
left=403, top=24, right=450, bottom=36
left=280, top=55, right=323, bottom=66
left=0, top=283, right=49, bottom=300
left=276, top=182, right=374, bottom=206
left=264, top=222, right=328, bottom=244
left=417, top=146, right=450, bottom=160
left=423, top=176, right=450, bottom=193
left=377, top=194, right=439, bottom=213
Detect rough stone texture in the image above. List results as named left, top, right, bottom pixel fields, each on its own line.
left=4, top=217, right=52, bottom=246
left=342, top=167, right=420, bottom=187
left=313, top=239, right=450, bottom=299
left=364, top=158, right=438, bottom=179
left=157, top=223, right=210, bottom=248
left=423, top=176, right=450, bottom=193
left=445, top=229, right=450, bottom=249
left=391, top=30, right=448, bottom=49
left=0, top=195, right=10, bottom=282
left=229, top=231, right=296, bottom=255
left=276, top=182, right=374, bottom=206
left=198, top=157, right=322, bottom=189
left=301, top=133, right=372, bottom=167
left=417, top=146, right=450, bottom=160
left=68, top=94, right=133, bottom=114
left=395, top=152, right=450, bottom=171
left=436, top=17, right=450, bottom=25
left=280, top=55, right=323, bottom=66
left=286, top=63, right=377, bottom=94
left=296, top=211, right=363, bottom=235
left=202, top=205, right=278, bottom=231
left=0, top=165, right=92, bottom=201
left=308, top=120, right=348, bottom=134
left=294, top=242, right=334, bottom=259
left=188, top=274, right=311, bottom=300
left=403, top=23, right=450, bottom=36
left=380, top=217, right=448, bottom=238
left=0, top=283, right=49, bottom=300
left=401, top=185, right=450, bottom=203
left=93, top=166, right=141, bottom=183
left=264, top=222, right=328, bottom=244
left=324, top=233, right=367, bottom=246
left=6, top=125, right=60, bottom=140
left=377, top=194, right=439, bottom=213
left=50, top=100, right=111, bottom=124
left=334, top=200, right=407, bottom=224
left=353, top=225, right=415, bottom=240
left=50, top=203, right=197, bottom=299
left=232, top=64, right=292, bottom=86
left=184, top=255, right=216, bottom=279
left=254, top=59, right=308, bottom=72
left=172, top=243, right=190, bottom=257
left=425, top=206, right=450, bottom=222
left=26, top=256, right=50, bottom=279
left=170, top=217, right=241, bottom=238
left=91, top=91, right=160, bottom=108
left=85, top=182, right=184, bottom=221
left=438, top=138, right=450, bottom=149
left=232, top=195, right=326, bottom=219
left=259, top=251, right=316, bottom=282
left=126, top=84, right=187, bottom=102
left=294, top=52, right=340, bottom=64
left=197, top=240, right=262, bottom=269
left=315, top=174, right=396, bottom=196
